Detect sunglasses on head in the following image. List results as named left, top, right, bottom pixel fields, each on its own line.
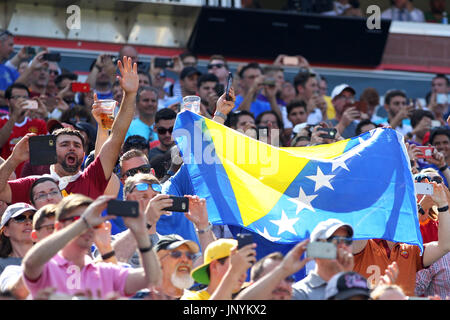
left=207, top=63, right=224, bottom=70
left=12, top=213, right=34, bottom=223
left=415, top=175, right=443, bottom=184
left=157, top=127, right=173, bottom=135
left=327, top=236, right=353, bottom=246
left=131, top=182, right=162, bottom=193
left=163, top=250, right=197, bottom=261
left=122, top=164, right=151, bottom=178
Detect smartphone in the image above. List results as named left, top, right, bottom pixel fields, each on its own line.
left=415, top=146, right=434, bottom=159
left=414, top=182, right=434, bottom=195
left=256, top=126, right=269, bottom=140
left=163, top=196, right=189, bottom=212
left=317, top=127, right=337, bottom=139
left=42, top=53, right=61, bottom=62
left=22, top=100, right=38, bottom=110
left=71, top=82, right=90, bottom=93
left=225, top=72, right=233, bottom=101
left=436, top=93, right=448, bottom=105
left=236, top=233, right=254, bottom=250
left=431, top=120, right=441, bottom=128
left=263, top=77, right=276, bottom=86
left=107, top=200, right=139, bottom=218
left=25, top=46, right=36, bottom=55
left=28, top=135, right=57, bottom=166
left=282, top=56, right=299, bottom=66
left=154, top=57, right=174, bottom=69
left=306, top=241, right=337, bottom=259
left=215, top=83, right=225, bottom=97
left=344, top=101, right=367, bottom=114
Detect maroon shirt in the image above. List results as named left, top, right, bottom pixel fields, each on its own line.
left=8, top=155, right=109, bottom=204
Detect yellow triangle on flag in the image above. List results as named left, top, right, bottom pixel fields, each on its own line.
left=204, top=118, right=310, bottom=226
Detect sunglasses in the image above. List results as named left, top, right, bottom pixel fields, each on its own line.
left=207, top=63, right=224, bottom=70
left=131, top=182, right=162, bottom=193
left=415, top=175, right=443, bottom=184
left=122, top=164, right=151, bottom=178
left=59, top=215, right=80, bottom=223
left=162, top=250, right=197, bottom=261
left=284, top=275, right=296, bottom=283
left=13, top=213, right=34, bottom=223
left=156, top=127, right=173, bottom=135
left=327, top=236, right=353, bottom=246
left=49, top=70, right=59, bottom=75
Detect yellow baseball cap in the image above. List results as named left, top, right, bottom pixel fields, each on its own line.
left=191, top=238, right=237, bottom=285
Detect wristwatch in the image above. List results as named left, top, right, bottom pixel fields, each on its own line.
left=214, top=111, right=227, bottom=121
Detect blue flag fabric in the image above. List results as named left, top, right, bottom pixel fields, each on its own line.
left=173, top=111, right=423, bottom=258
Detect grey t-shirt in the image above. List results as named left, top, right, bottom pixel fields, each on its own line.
left=0, top=257, right=22, bottom=275
left=291, top=271, right=327, bottom=300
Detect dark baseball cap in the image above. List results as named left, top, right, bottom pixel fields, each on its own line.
left=325, top=272, right=370, bottom=300
left=180, top=66, right=201, bottom=80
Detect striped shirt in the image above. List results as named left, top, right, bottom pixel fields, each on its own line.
left=415, top=252, right=450, bottom=299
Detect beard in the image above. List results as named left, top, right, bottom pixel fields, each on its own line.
left=58, top=152, right=82, bottom=174
left=171, top=269, right=194, bottom=290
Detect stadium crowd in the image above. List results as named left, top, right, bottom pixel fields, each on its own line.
left=0, top=19, right=450, bottom=301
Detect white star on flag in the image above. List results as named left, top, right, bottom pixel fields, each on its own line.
left=288, top=187, right=317, bottom=214
left=270, top=210, right=299, bottom=236
left=331, top=158, right=349, bottom=172
left=306, top=167, right=335, bottom=192
left=256, top=227, right=281, bottom=242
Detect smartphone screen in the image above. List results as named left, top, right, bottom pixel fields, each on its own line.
left=416, top=146, right=434, bottom=159
left=71, top=82, right=90, bottom=92
left=306, top=242, right=337, bottom=259
left=236, top=233, right=254, bottom=250
left=414, top=182, right=433, bottom=195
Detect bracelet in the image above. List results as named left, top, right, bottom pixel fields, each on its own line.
left=439, top=164, right=448, bottom=172
left=196, top=222, right=212, bottom=234
left=437, top=205, right=449, bottom=212
left=101, top=250, right=115, bottom=260
left=418, top=204, right=425, bottom=215
left=81, top=216, right=91, bottom=229
left=214, top=111, right=227, bottom=121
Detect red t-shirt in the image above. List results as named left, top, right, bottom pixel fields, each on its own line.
left=0, top=116, right=47, bottom=177
left=420, top=219, right=439, bottom=244
left=8, top=155, right=109, bottom=204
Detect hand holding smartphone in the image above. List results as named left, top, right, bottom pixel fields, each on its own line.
left=306, top=241, right=337, bottom=259
left=236, top=233, right=254, bottom=249
left=415, top=146, right=434, bottom=159
left=163, top=196, right=189, bottom=212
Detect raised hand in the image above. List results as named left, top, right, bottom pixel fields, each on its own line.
left=184, top=195, right=209, bottom=229
left=279, top=239, right=311, bottom=275
left=117, top=56, right=139, bottom=94
left=11, top=133, right=36, bottom=164
left=215, top=87, right=236, bottom=116
left=81, top=195, right=114, bottom=228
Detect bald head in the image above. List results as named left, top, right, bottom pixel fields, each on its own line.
left=119, top=45, right=138, bottom=65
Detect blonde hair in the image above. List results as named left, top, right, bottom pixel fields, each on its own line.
left=33, top=204, right=57, bottom=230
left=55, top=194, right=93, bottom=221
left=370, top=284, right=405, bottom=300
left=123, top=173, right=160, bottom=198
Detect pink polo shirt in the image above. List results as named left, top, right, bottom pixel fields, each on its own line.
left=23, top=253, right=131, bottom=299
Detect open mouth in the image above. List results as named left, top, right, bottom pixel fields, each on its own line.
left=177, top=265, right=191, bottom=273
left=66, top=154, right=77, bottom=165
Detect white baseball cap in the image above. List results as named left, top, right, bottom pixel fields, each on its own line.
left=331, top=84, right=356, bottom=100
left=310, top=218, right=354, bottom=242
left=1, top=203, right=37, bottom=228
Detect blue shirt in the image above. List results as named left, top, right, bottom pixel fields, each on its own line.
left=95, top=90, right=114, bottom=100
left=0, top=63, right=19, bottom=91
left=125, top=118, right=158, bottom=142
left=233, top=95, right=272, bottom=118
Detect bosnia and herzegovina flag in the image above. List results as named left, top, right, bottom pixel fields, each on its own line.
left=173, top=110, right=423, bottom=255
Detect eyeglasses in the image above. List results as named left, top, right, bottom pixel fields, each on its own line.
left=49, top=70, right=59, bottom=75
left=415, top=175, right=443, bottom=184
left=327, top=236, right=353, bottom=246
left=33, top=190, right=61, bottom=202
left=207, top=63, right=224, bottom=70
left=156, top=127, right=173, bottom=135
left=59, top=215, right=80, bottom=223
left=131, top=182, right=162, bottom=193
left=12, top=213, right=34, bottom=223
left=162, top=250, right=197, bottom=261
left=36, top=223, right=55, bottom=232
left=122, top=164, right=151, bottom=178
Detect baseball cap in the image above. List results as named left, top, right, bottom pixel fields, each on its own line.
left=325, top=271, right=370, bottom=300
left=155, top=234, right=199, bottom=253
left=191, top=238, right=237, bottom=285
left=180, top=66, right=201, bottom=80
left=1, top=203, right=37, bottom=228
left=331, top=84, right=356, bottom=100
left=47, top=119, right=74, bottom=133
left=310, top=218, right=353, bottom=242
